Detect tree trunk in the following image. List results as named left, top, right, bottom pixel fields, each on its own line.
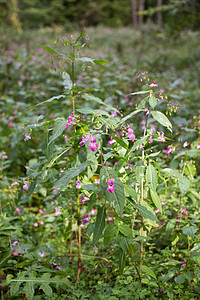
left=138, top=0, right=144, bottom=25
left=157, top=0, right=162, bottom=27
left=131, top=0, right=137, bottom=26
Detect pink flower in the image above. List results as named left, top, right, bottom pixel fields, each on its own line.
left=94, top=178, right=100, bottom=184
left=23, top=181, right=28, bottom=190
left=82, top=214, right=89, bottom=224
left=34, top=222, right=38, bottom=227
left=80, top=134, right=89, bottom=147
left=166, top=146, right=173, bottom=156
left=150, top=80, right=158, bottom=88
left=126, top=127, right=135, bottom=142
left=183, top=141, right=189, bottom=148
left=39, top=220, right=44, bottom=225
left=158, top=132, right=165, bottom=143
left=108, top=137, right=116, bottom=146
left=149, top=135, right=153, bottom=144
left=8, top=122, right=15, bottom=127
left=66, top=116, right=75, bottom=129
left=154, top=209, right=159, bottom=214
left=151, top=124, right=156, bottom=132
left=24, top=133, right=31, bottom=141
left=76, top=180, right=81, bottom=189
left=55, top=208, right=61, bottom=216
left=89, top=136, right=98, bottom=152
left=13, top=110, right=17, bottom=115
left=39, top=209, right=44, bottom=214
left=111, top=111, right=117, bottom=117
left=181, top=261, right=186, bottom=268
left=52, top=188, right=60, bottom=194
left=2, top=155, right=8, bottom=159
left=81, top=196, right=89, bottom=204
left=107, top=179, right=115, bottom=193
left=108, top=216, right=114, bottom=221
left=197, top=143, right=200, bottom=149
left=16, top=208, right=21, bottom=215
left=64, top=136, right=69, bottom=143
left=40, top=251, right=47, bottom=257
left=11, top=241, right=18, bottom=246
left=134, top=199, right=139, bottom=206
left=161, top=201, right=165, bottom=205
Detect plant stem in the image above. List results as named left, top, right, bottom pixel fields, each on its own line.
left=71, top=45, right=75, bottom=117
left=76, top=192, right=82, bottom=281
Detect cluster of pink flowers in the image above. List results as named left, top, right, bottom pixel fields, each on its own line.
left=52, top=259, right=61, bottom=270
left=82, top=214, right=89, bottom=224
left=66, top=116, right=76, bottom=129
left=23, top=181, right=28, bottom=190
left=89, top=136, right=98, bottom=152
left=126, top=128, right=135, bottom=142
left=107, top=179, right=115, bottom=193
left=111, top=111, right=117, bottom=117
left=149, top=135, right=153, bottom=144
left=24, top=133, right=31, bottom=141
left=181, top=261, right=186, bottom=268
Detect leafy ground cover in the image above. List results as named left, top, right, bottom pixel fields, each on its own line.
left=0, top=26, right=200, bottom=299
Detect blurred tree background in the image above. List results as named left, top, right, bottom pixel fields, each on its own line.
left=0, top=0, right=199, bottom=31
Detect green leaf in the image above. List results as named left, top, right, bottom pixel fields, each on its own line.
left=110, top=134, right=129, bottom=150
left=49, top=120, right=67, bottom=145
left=151, top=111, right=172, bottom=132
left=146, top=164, right=158, bottom=190
left=93, top=59, right=109, bottom=65
left=161, top=168, right=190, bottom=195
left=62, top=72, right=72, bottom=90
left=141, top=265, right=157, bottom=279
left=182, top=225, right=198, bottom=238
left=29, top=94, right=65, bottom=109
left=128, top=199, right=159, bottom=222
left=82, top=94, right=118, bottom=112
left=149, top=95, right=158, bottom=109
left=130, top=91, right=150, bottom=96
left=174, top=274, right=185, bottom=284
left=42, top=46, right=57, bottom=54
left=150, top=188, right=162, bottom=213
left=104, top=224, right=118, bottom=237
left=100, top=167, right=125, bottom=215
left=53, top=161, right=92, bottom=189
left=76, top=57, right=94, bottom=64
left=128, top=136, right=148, bottom=155
left=119, top=224, right=133, bottom=237
left=75, top=29, right=86, bottom=44
left=77, top=107, right=110, bottom=116
left=118, top=109, right=143, bottom=125
left=119, top=250, right=126, bottom=274
left=93, top=205, right=106, bottom=244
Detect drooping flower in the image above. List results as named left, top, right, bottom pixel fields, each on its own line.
left=34, top=222, right=38, bottom=227
left=81, top=196, right=89, bottom=204
left=82, top=213, right=89, bottom=224
left=16, top=208, right=21, bottom=215
left=183, top=141, right=189, bottom=148
left=24, top=133, right=31, bottom=141
left=154, top=209, right=159, bottom=214
left=89, top=136, right=98, bottom=152
left=126, top=127, right=135, bottom=142
left=197, top=143, right=200, bottom=149
left=80, top=134, right=89, bottom=147
left=111, top=111, right=117, bottom=117
left=94, top=178, right=100, bottom=184
left=150, top=80, right=158, bottom=88
left=55, top=208, right=61, bottom=216
left=166, top=146, right=173, bottom=156
left=52, top=188, right=60, bottom=194
left=158, top=132, right=165, bottom=143
left=108, top=137, right=116, bottom=146
left=149, top=135, right=153, bottom=144
left=23, top=181, right=28, bottom=190
left=66, top=116, right=75, bottom=129
left=11, top=241, right=18, bottom=246
left=181, top=261, right=186, bottom=268
left=107, top=179, right=115, bottom=193
left=76, top=180, right=81, bottom=189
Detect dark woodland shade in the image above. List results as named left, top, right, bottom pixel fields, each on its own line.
left=1, top=0, right=200, bottom=29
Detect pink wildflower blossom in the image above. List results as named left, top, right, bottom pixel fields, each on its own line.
left=24, top=133, right=31, bottom=141
left=158, top=133, right=165, bottom=143
left=154, top=209, right=159, bottom=214
left=197, top=143, right=200, bottom=149
left=11, top=241, right=18, bottom=246
left=107, top=179, right=115, bottom=193
left=81, top=196, right=89, bottom=204
left=150, top=80, right=158, bottom=88
left=23, top=181, right=28, bottom=190
left=55, top=208, right=61, bottom=216
left=94, top=178, right=100, bottom=184
left=16, top=208, right=21, bottom=215
left=80, top=134, right=89, bottom=147
left=126, top=127, right=135, bottom=142
left=108, top=137, right=116, bottom=146
left=166, top=146, right=173, bottom=156
left=34, top=222, right=38, bottom=227
left=149, top=135, right=153, bottom=144
left=183, top=141, right=189, bottom=148
left=76, top=180, right=81, bottom=189
left=66, top=116, right=75, bottom=129
left=111, top=111, right=117, bottom=117
left=89, top=136, right=98, bottom=152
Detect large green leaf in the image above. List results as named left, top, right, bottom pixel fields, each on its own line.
left=76, top=107, right=110, bottom=116
left=53, top=161, right=92, bottom=189
left=93, top=205, right=106, bottom=244
left=49, top=120, right=67, bottom=145
left=162, top=168, right=190, bottom=195
left=149, top=95, right=158, bottom=109
left=141, top=265, right=157, bottom=279
left=82, top=94, right=118, bottom=112
left=182, top=225, right=198, bottom=238
left=118, top=109, right=143, bottom=125
left=151, top=111, right=172, bottom=132
left=100, top=167, right=125, bottom=215
left=146, top=164, right=158, bottom=190
left=150, top=188, right=162, bottom=213
left=119, top=224, right=133, bottom=237
left=104, top=224, right=118, bottom=237
left=128, top=199, right=159, bottom=222
left=119, top=250, right=126, bottom=274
